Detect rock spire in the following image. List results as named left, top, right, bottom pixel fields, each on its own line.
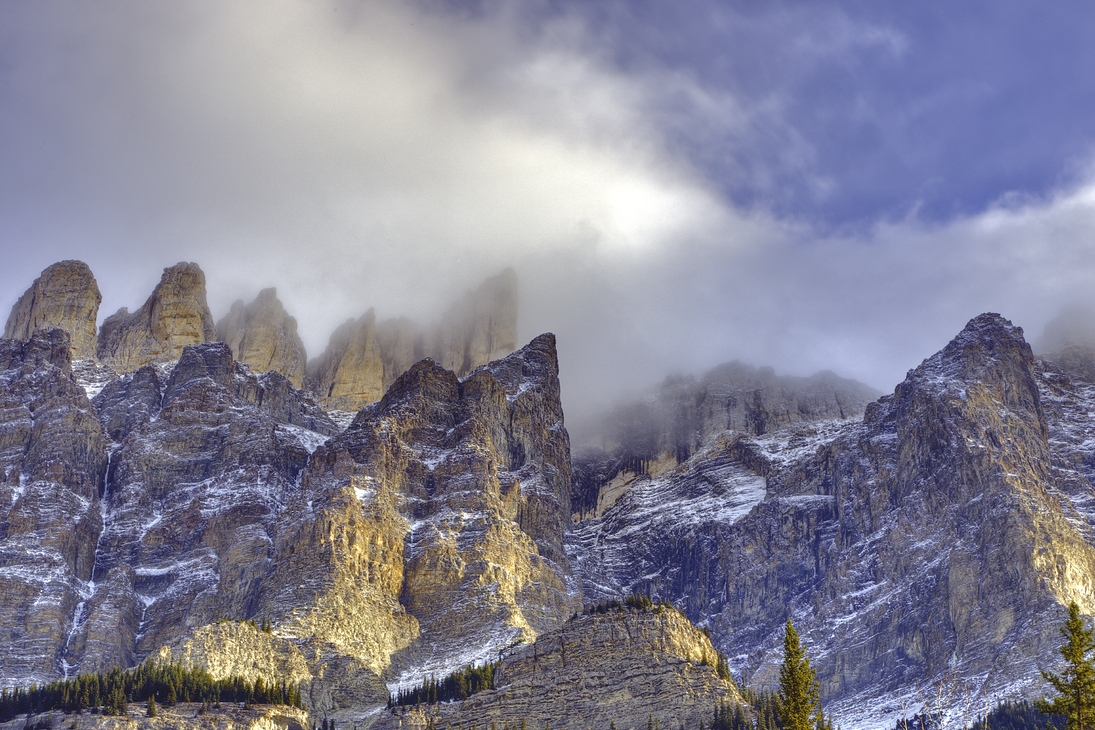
left=97, top=262, right=218, bottom=372
left=4, top=260, right=101, bottom=359
left=216, top=288, right=307, bottom=388
left=306, top=268, right=518, bottom=412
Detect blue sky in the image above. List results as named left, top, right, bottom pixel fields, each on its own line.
left=2, top=1, right=1095, bottom=417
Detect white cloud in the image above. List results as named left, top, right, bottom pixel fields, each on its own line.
left=2, top=0, right=1095, bottom=429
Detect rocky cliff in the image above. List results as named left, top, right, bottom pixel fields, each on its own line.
left=570, top=313, right=1095, bottom=727
left=306, top=269, right=518, bottom=412
left=0, top=329, right=107, bottom=685
left=374, top=605, right=743, bottom=730
left=268, top=333, right=576, bottom=702
left=4, top=261, right=102, bottom=360
left=217, top=289, right=307, bottom=388
left=97, top=263, right=218, bottom=373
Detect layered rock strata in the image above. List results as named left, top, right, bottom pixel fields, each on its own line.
left=1, top=324, right=574, bottom=723
left=571, top=313, right=1095, bottom=727
left=4, top=261, right=102, bottom=360
left=97, top=263, right=218, bottom=372
left=306, top=269, right=518, bottom=412
left=217, top=289, right=308, bottom=388
left=0, top=329, right=107, bottom=684
left=375, top=606, right=743, bottom=730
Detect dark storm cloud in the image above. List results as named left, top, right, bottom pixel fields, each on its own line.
left=2, top=0, right=1095, bottom=427
left=532, top=0, right=1095, bottom=227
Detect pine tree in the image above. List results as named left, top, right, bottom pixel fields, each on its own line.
left=776, top=619, right=821, bottom=730
left=146, top=696, right=157, bottom=718
left=1038, top=602, right=1095, bottom=730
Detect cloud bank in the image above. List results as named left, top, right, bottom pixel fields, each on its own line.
left=2, top=0, right=1095, bottom=426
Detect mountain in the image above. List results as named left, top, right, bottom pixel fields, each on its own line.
left=4, top=260, right=101, bottom=361
left=97, top=262, right=218, bottom=373
left=570, top=313, right=1095, bottom=727
left=0, top=314, right=572, bottom=722
left=5, top=258, right=1095, bottom=730
left=216, top=288, right=308, bottom=389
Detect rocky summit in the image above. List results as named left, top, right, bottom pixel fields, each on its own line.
left=0, top=277, right=573, bottom=724
left=4, top=261, right=102, bottom=360
left=97, top=262, right=218, bottom=372
left=217, top=288, right=308, bottom=389
left=570, top=313, right=1095, bottom=727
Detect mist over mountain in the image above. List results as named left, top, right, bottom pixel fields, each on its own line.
left=3, top=258, right=1095, bottom=730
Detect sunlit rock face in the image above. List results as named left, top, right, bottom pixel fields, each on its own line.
left=305, top=269, right=518, bottom=413
left=217, top=288, right=308, bottom=388
left=304, top=308, right=386, bottom=412
left=4, top=261, right=102, bottom=360
left=97, top=262, right=218, bottom=373
left=373, top=606, right=744, bottom=730
left=0, top=329, right=107, bottom=684
left=0, top=703, right=311, bottom=730
left=270, top=333, right=577, bottom=699
left=571, top=313, right=1095, bottom=727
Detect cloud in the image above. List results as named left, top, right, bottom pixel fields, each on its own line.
left=2, top=0, right=1095, bottom=433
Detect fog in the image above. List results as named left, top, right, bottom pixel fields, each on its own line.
left=4, top=1, right=1095, bottom=427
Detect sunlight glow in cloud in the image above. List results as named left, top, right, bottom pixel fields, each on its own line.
left=3, top=0, right=1095, bottom=425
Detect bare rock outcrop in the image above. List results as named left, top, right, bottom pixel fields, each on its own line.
left=306, top=269, right=518, bottom=412
left=217, top=289, right=307, bottom=388
left=0, top=329, right=107, bottom=683
left=4, top=261, right=101, bottom=359
left=97, top=262, right=217, bottom=372
left=375, top=606, right=744, bottom=730
left=304, top=310, right=385, bottom=412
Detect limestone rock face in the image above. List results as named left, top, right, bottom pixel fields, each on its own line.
left=266, top=333, right=576, bottom=701
left=572, top=313, right=1095, bottom=727
left=97, top=263, right=218, bottom=372
left=4, top=261, right=102, bottom=360
left=217, top=289, right=307, bottom=388
left=0, top=329, right=107, bottom=684
left=374, top=606, right=743, bottom=730
left=155, top=620, right=386, bottom=717
left=304, top=310, right=385, bottom=412
left=306, top=269, right=518, bottom=412
left=66, top=343, right=336, bottom=676
left=0, top=326, right=573, bottom=723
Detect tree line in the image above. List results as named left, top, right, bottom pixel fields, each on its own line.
left=0, top=660, right=304, bottom=722
left=390, top=661, right=501, bottom=708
